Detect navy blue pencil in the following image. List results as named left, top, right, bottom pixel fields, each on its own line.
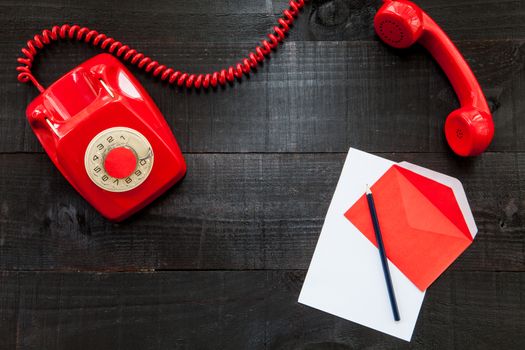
left=365, top=185, right=400, bottom=321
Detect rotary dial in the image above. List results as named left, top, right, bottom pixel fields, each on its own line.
left=84, top=127, right=154, bottom=192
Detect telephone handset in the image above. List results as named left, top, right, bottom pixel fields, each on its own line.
left=17, top=1, right=308, bottom=221
left=374, top=0, right=494, bottom=156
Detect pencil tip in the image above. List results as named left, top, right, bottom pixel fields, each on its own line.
left=366, top=184, right=372, bottom=194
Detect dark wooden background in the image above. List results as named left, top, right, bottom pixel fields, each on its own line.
left=0, top=0, right=524, bottom=349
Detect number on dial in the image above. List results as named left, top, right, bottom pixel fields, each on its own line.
left=84, top=127, right=154, bottom=192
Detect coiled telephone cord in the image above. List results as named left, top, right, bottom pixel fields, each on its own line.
left=17, top=0, right=308, bottom=92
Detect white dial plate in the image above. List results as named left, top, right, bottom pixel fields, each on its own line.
left=84, top=127, right=154, bottom=192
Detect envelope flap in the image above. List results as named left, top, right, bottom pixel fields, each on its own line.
left=398, top=162, right=477, bottom=238
left=393, top=165, right=473, bottom=241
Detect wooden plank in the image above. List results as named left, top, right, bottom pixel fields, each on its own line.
left=305, top=0, right=525, bottom=41
left=0, top=152, right=523, bottom=272
left=0, top=0, right=276, bottom=43
left=2, top=39, right=524, bottom=153
left=0, top=270, right=523, bottom=349
left=1, top=0, right=524, bottom=44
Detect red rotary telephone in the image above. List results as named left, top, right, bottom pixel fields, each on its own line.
left=16, top=1, right=307, bottom=221
left=374, top=0, right=494, bottom=156
left=25, top=54, right=187, bottom=221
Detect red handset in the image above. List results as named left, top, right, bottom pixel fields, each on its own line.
left=16, top=1, right=307, bottom=221
left=374, top=0, right=494, bottom=156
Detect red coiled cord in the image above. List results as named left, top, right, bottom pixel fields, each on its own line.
left=17, top=0, right=307, bottom=93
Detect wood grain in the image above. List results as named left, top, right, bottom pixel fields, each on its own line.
left=1, top=1, right=524, bottom=154
left=0, top=270, right=523, bottom=350
left=1, top=40, right=524, bottom=153
left=1, top=0, right=524, bottom=348
left=0, top=152, right=523, bottom=272
left=2, top=0, right=524, bottom=43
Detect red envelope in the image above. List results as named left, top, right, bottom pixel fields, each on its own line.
left=344, top=165, right=473, bottom=291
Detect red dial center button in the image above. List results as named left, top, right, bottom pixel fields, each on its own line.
left=103, top=147, right=137, bottom=179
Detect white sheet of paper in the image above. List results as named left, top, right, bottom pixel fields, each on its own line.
left=298, top=148, right=425, bottom=341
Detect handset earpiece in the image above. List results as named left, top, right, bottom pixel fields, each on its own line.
left=374, top=0, right=494, bottom=156
left=374, top=0, right=424, bottom=49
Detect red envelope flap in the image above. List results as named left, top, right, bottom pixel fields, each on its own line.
left=393, top=165, right=472, bottom=241
left=344, top=166, right=473, bottom=291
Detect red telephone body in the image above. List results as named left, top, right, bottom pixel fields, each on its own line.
left=374, top=0, right=494, bottom=156
left=16, top=3, right=306, bottom=221
left=26, top=53, right=186, bottom=221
